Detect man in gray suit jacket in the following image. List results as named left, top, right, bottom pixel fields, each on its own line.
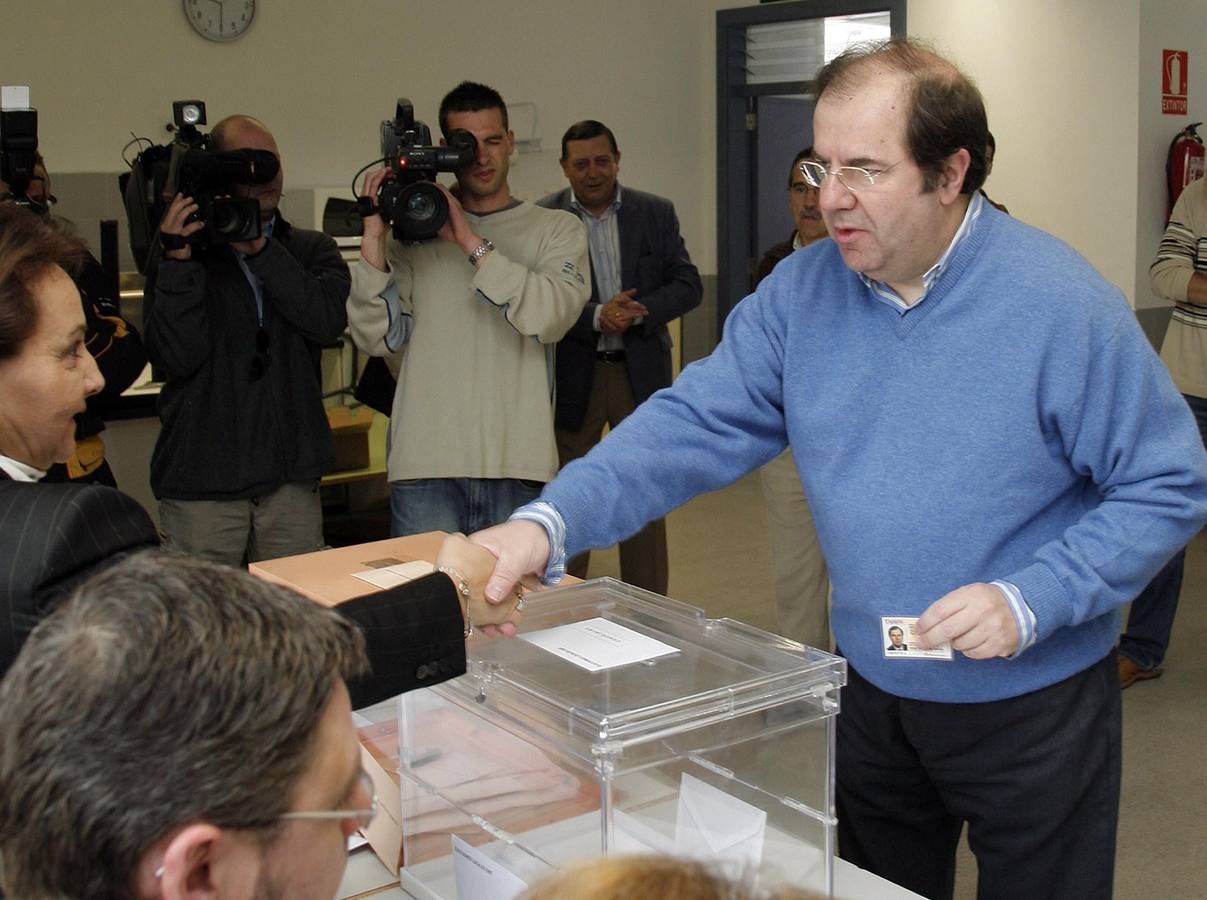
left=538, top=121, right=702, bottom=594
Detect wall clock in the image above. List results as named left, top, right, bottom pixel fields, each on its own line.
left=183, top=0, right=256, bottom=43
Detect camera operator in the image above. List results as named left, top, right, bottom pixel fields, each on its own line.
left=145, top=114, right=349, bottom=565
left=348, top=81, right=589, bottom=536
left=0, top=152, right=146, bottom=487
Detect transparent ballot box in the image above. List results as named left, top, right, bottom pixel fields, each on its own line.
left=393, top=578, right=846, bottom=898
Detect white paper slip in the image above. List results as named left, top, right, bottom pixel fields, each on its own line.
left=451, top=834, right=528, bottom=900
left=520, top=617, right=681, bottom=672
left=351, top=560, right=434, bottom=590
left=675, top=772, right=767, bottom=879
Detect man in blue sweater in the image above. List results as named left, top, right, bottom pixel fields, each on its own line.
left=470, top=38, right=1207, bottom=899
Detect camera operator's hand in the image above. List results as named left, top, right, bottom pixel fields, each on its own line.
left=357, top=167, right=392, bottom=272
left=434, top=183, right=487, bottom=262
left=159, top=193, right=206, bottom=261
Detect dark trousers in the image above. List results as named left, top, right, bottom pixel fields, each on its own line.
left=836, top=652, right=1121, bottom=900
left=1119, top=548, right=1184, bottom=669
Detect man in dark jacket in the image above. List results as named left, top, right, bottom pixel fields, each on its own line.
left=146, top=115, right=349, bottom=565
left=538, top=120, right=701, bottom=593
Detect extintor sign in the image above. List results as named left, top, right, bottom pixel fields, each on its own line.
left=1163, top=50, right=1189, bottom=115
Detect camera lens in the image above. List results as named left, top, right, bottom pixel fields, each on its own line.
left=406, top=190, right=438, bottom=223
left=210, top=202, right=246, bottom=237
left=384, top=181, right=448, bottom=241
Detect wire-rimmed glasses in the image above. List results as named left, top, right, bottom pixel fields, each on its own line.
left=279, top=769, right=378, bottom=830
left=799, top=159, right=901, bottom=192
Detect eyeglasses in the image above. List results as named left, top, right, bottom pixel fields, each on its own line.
left=799, top=159, right=902, bottom=192
left=248, top=327, right=270, bottom=382
left=279, top=769, right=378, bottom=830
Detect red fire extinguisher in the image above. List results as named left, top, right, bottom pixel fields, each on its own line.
left=1167, top=122, right=1205, bottom=217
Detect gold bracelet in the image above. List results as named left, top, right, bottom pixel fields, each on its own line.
left=437, top=565, right=473, bottom=638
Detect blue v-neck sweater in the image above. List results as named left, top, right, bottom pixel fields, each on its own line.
left=542, top=205, right=1207, bottom=703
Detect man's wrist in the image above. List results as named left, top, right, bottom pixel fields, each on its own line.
left=509, top=501, right=566, bottom=585
left=991, top=580, right=1036, bottom=657
left=467, top=238, right=494, bottom=266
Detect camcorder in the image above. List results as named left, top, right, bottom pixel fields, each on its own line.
left=121, top=100, right=279, bottom=274
left=361, top=98, right=476, bottom=242
left=0, top=85, right=39, bottom=209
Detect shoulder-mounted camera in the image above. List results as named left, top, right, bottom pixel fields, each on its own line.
left=361, top=98, right=477, bottom=242
left=121, top=101, right=280, bottom=273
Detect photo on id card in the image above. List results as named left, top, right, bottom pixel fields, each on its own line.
left=881, top=615, right=953, bottom=660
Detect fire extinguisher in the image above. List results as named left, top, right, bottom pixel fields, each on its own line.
left=1167, top=123, right=1205, bottom=218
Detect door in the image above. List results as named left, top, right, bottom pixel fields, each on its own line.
left=715, top=1, right=905, bottom=337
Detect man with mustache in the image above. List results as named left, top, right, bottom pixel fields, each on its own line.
left=349, top=82, right=589, bottom=537
left=537, top=120, right=702, bottom=593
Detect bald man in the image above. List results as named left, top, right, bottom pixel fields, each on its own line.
left=145, top=115, right=350, bottom=565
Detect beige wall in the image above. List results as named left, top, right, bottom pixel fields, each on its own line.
left=908, top=1, right=1142, bottom=304
left=4, top=0, right=1178, bottom=307
left=7, top=0, right=716, bottom=269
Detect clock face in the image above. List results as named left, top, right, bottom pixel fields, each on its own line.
left=183, top=0, right=256, bottom=43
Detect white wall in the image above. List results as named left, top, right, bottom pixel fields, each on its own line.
left=1137, top=0, right=1207, bottom=310
left=4, top=1, right=1168, bottom=305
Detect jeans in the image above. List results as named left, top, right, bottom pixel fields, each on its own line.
left=1118, top=392, right=1207, bottom=669
left=389, top=477, right=542, bottom=537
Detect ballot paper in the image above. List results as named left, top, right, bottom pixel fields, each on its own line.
left=519, top=617, right=680, bottom=672
left=451, top=835, right=528, bottom=900
left=351, top=560, right=435, bottom=590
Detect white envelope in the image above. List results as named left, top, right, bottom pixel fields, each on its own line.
left=673, top=773, right=766, bottom=879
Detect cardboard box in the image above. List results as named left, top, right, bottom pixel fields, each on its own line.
left=249, top=534, right=444, bottom=607
left=326, top=405, right=374, bottom=471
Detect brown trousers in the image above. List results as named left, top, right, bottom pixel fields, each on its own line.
left=556, top=359, right=668, bottom=594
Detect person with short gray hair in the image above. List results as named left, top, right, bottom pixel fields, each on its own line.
left=0, top=552, right=371, bottom=899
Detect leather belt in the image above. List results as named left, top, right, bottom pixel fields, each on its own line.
left=596, top=350, right=626, bottom=363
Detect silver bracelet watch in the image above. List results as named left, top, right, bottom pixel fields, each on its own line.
left=468, top=239, right=495, bottom=266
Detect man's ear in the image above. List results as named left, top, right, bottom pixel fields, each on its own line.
left=938, top=147, right=972, bottom=203
left=146, top=823, right=262, bottom=899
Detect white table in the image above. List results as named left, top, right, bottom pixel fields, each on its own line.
left=337, top=842, right=924, bottom=899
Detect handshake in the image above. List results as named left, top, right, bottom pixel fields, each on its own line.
left=434, top=532, right=537, bottom=638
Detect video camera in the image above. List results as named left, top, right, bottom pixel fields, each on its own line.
left=0, top=85, right=39, bottom=209
left=121, top=100, right=279, bottom=274
left=362, top=98, right=476, bottom=242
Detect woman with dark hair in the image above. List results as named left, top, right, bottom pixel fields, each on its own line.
left=0, top=204, right=103, bottom=479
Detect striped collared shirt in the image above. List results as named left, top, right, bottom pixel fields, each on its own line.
left=570, top=187, right=624, bottom=351
left=858, top=190, right=986, bottom=312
